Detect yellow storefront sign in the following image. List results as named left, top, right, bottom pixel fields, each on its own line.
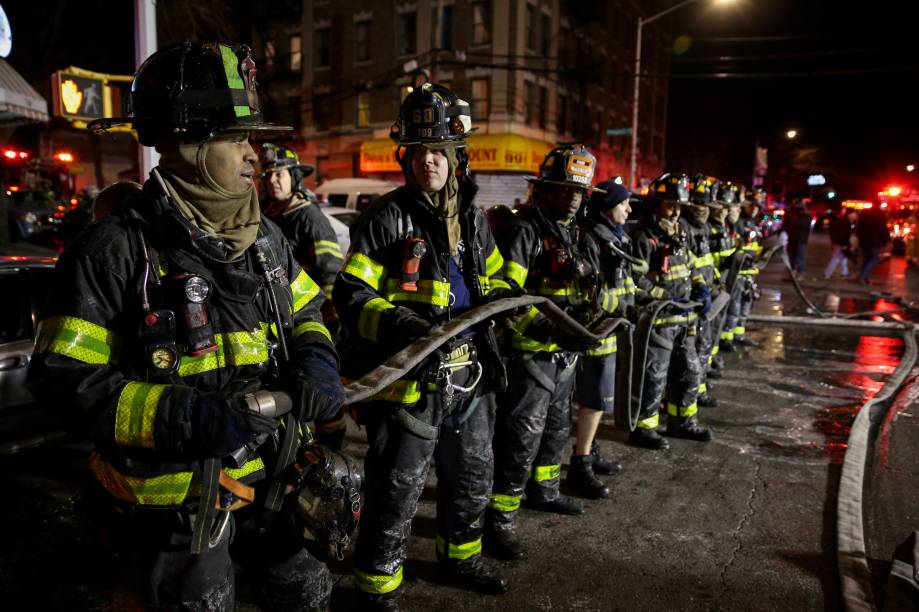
left=360, top=133, right=552, bottom=174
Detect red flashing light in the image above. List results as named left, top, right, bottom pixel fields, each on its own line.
left=70, top=197, right=79, bottom=209
left=8, top=185, right=19, bottom=192
left=865, top=203, right=873, bottom=209
left=888, top=185, right=902, bottom=197
left=18, top=151, right=28, bottom=159
left=55, top=152, right=74, bottom=163
left=3, top=149, right=17, bottom=160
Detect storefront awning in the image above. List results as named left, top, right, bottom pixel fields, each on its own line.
left=360, top=132, right=553, bottom=174
left=0, top=59, right=50, bottom=127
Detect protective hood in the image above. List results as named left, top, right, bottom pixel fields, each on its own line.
left=405, top=146, right=461, bottom=256
left=157, top=140, right=261, bottom=260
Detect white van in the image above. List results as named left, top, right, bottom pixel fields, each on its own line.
left=313, top=178, right=401, bottom=212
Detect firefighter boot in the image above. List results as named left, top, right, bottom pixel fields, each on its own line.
left=438, top=555, right=510, bottom=595
left=565, top=453, right=610, bottom=500
left=666, top=415, right=713, bottom=442
left=735, top=335, right=758, bottom=348
left=526, top=494, right=585, bottom=516
left=628, top=428, right=671, bottom=450
left=590, top=441, right=623, bottom=475
left=697, top=393, right=719, bottom=408
left=719, top=339, right=735, bottom=353
left=483, top=510, right=524, bottom=561
left=706, top=366, right=723, bottom=380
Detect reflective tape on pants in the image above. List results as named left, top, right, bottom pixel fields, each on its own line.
left=355, top=567, right=403, bottom=595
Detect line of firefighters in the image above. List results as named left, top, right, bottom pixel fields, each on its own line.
left=26, top=42, right=769, bottom=612
left=266, top=85, right=767, bottom=608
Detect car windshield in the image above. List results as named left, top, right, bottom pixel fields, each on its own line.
left=330, top=211, right=361, bottom=226
left=11, top=192, right=56, bottom=212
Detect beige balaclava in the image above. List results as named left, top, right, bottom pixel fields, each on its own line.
left=406, top=146, right=461, bottom=256
left=157, top=139, right=261, bottom=260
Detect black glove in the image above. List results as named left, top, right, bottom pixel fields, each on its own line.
left=554, top=329, right=602, bottom=352
left=389, top=307, right=435, bottom=349
left=190, top=392, right=279, bottom=458
left=296, top=345, right=345, bottom=423
left=691, top=284, right=712, bottom=316
left=487, top=286, right=526, bottom=302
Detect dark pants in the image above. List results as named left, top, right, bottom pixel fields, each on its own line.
left=635, top=323, right=703, bottom=430
left=489, top=351, right=578, bottom=530
left=859, top=246, right=882, bottom=281
left=91, top=488, right=332, bottom=611
left=353, top=369, right=495, bottom=595
left=787, top=240, right=807, bottom=273
left=695, top=316, right=717, bottom=393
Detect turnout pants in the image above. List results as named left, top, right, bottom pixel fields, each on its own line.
left=635, top=323, right=703, bottom=430
left=90, top=485, right=332, bottom=611
left=695, top=317, right=717, bottom=395
left=723, top=275, right=754, bottom=344
left=353, top=367, right=495, bottom=597
left=489, top=351, right=578, bottom=530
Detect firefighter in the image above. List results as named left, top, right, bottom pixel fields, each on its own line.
left=484, top=144, right=604, bottom=559
left=629, top=173, right=712, bottom=450
left=333, top=83, right=512, bottom=610
left=566, top=179, right=637, bottom=499
left=260, top=143, right=343, bottom=296
left=27, top=43, right=345, bottom=610
left=683, top=175, right=722, bottom=408
left=726, top=187, right=763, bottom=349
left=706, top=181, right=740, bottom=378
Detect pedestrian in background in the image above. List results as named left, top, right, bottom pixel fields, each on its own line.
left=784, top=198, right=812, bottom=279
left=824, top=208, right=857, bottom=279
left=856, top=205, right=890, bottom=284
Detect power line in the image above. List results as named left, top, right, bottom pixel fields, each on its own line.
left=673, top=42, right=919, bottom=63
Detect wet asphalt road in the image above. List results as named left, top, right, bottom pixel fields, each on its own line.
left=1, top=233, right=916, bottom=611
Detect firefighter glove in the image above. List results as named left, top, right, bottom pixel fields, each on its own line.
left=296, top=345, right=345, bottom=423
left=190, top=392, right=279, bottom=458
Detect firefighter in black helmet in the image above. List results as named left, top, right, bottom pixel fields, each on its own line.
left=706, top=181, right=740, bottom=377
left=334, top=83, right=513, bottom=611
left=629, top=173, right=712, bottom=450
left=28, top=43, right=345, bottom=610
left=723, top=187, right=762, bottom=350
left=484, top=144, right=604, bottom=560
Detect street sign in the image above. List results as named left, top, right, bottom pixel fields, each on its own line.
left=50, top=66, right=132, bottom=130
left=606, top=127, right=631, bottom=137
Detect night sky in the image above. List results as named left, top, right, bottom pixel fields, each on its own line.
left=666, top=0, right=919, bottom=199
left=4, top=0, right=918, bottom=200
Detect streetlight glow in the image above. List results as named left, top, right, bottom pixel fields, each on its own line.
left=786, top=129, right=798, bottom=139
left=907, top=164, right=915, bottom=172
left=629, top=0, right=734, bottom=189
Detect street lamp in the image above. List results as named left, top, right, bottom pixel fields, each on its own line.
left=629, top=0, right=734, bottom=190
left=907, top=164, right=915, bottom=172
left=786, top=129, right=798, bottom=140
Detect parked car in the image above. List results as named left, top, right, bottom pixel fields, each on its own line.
left=313, top=178, right=400, bottom=211
left=0, top=253, right=66, bottom=454
left=6, top=189, right=62, bottom=242
left=321, top=205, right=362, bottom=254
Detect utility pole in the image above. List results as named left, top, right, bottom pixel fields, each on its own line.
left=135, top=0, right=158, bottom=181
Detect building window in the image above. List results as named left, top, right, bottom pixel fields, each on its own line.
left=471, top=77, right=489, bottom=121
left=397, top=11, right=417, bottom=56
left=540, top=13, right=551, bottom=58
left=525, top=5, right=536, bottom=52
left=524, top=81, right=535, bottom=125
left=314, top=95, right=329, bottom=131
left=289, top=35, right=302, bottom=72
left=471, top=1, right=490, bottom=45
left=355, top=20, right=371, bottom=62
left=557, top=94, right=567, bottom=134
left=356, top=92, right=371, bottom=128
left=264, top=40, right=276, bottom=71
left=538, top=86, right=548, bottom=129
left=289, top=96, right=302, bottom=131
left=434, top=5, right=453, bottom=50
left=315, top=27, right=330, bottom=68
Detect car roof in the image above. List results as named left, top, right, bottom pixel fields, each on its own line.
left=322, top=205, right=357, bottom=215
left=313, top=178, right=401, bottom=194
left=0, top=255, right=57, bottom=268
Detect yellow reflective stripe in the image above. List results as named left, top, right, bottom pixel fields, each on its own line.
left=738, top=269, right=760, bottom=275
left=371, top=379, right=421, bottom=404
left=504, top=260, right=528, bottom=287
left=650, top=286, right=666, bottom=299
left=223, top=456, right=265, bottom=480
left=712, top=344, right=720, bottom=356
left=537, top=278, right=570, bottom=296
left=34, top=316, right=117, bottom=365
left=384, top=279, right=450, bottom=307
left=178, top=329, right=270, bottom=377
left=292, top=320, right=333, bottom=343
left=654, top=312, right=698, bottom=326
left=692, top=253, right=714, bottom=269
left=355, top=567, right=403, bottom=595
left=667, top=402, right=698, bottom=418
left=436, top=535, right=483, bottom=560
left=664, top=266, right=691, bottom=281
left=533, top=464, right=561, bottom=482
left=358, top=297, right=395, bottom=341
left=488, top=493, right=521, bottom=512
left=89, top=453, right=192, bottom=506
left=511, top=306, right=559, bottom=352
left=721, top=330, right=734, bottom=341
left=485, top=245, right=504, bottom=276
left=734, top=326, right=745, bottom=335
left=291, top=269, right=321, bottom=313
left=599, top=289, right=619, bottom=312
left=699, top=382, right=708, bottom=394
left=586, top=335, right=617, bottom=357
left=314, top=240, right=343, bottom=258
left=114, top=382, right=167, bottom=449
left=490, top=278, right=511, bottom=291
left=636, top=413, right=660, bottom=429
left=343, top=252, right=387, bottom=291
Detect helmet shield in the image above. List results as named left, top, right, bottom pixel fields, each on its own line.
left=89, top=42, right=292, bottom=145
left=260, top=143, right=315, bottom=179
left=391, top=83, right=475, bottom=147
left=529, top=144, right=605, bottom=192
left=648, top=173, right=691, bottom=204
